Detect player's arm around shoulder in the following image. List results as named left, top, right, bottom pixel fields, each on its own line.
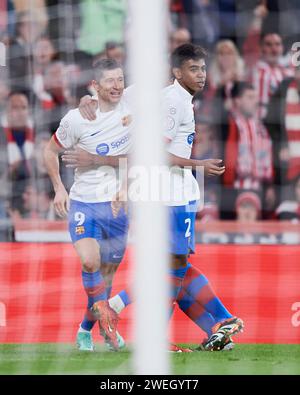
left=78, top=86, right=134, bottom=120
left=78, top=95, right=98, bottom=121
left=61, top=108, right=128, bottom=168
left=59, top=107, right=98, bottom=169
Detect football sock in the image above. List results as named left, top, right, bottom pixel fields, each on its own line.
left=183, top=263, right=232, bottom=323
left=78, top=325, right=91, bottom=334
left=109, top=289, right=131, bottom=314
left=80, top=270, right=107, bottom=331
left=169, top=265, right=189, bottom=303
left=177, top=288, right=216, bottom=337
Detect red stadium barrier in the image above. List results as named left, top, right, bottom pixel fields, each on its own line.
left=0, top=243, right=299, bottom=344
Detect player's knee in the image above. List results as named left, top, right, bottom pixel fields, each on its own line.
left=81, top=255, right=100, bottom=272
left=171, top=254, right=188, bottom=269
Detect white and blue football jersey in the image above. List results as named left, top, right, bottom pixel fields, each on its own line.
left=55, top=90, right=132, bottom=203
left=162, top=79, right=200, bottom=206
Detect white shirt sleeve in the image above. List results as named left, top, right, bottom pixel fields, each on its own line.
left=163, top=96, right=183, bottom=141
left=55, top=110, right=81, bottom=149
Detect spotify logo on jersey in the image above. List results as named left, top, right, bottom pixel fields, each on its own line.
left=96, top=143, right=109, bottom=156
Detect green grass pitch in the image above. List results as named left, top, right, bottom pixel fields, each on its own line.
left=0, top=344, right=299, bottom=375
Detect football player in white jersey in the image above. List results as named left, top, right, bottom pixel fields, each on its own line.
left=44, top=59, right=132, bottom=352
left=64, top=45, right=244, bottom=352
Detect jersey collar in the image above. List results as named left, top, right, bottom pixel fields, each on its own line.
left=174, top=79, right=193, bottom=102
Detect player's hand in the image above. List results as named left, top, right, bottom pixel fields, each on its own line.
left=111, top=201, right=128, bottom=218
left=62, top=148, right=95, bottom=168
left=254, top=3, right=268, bottom=20
left=200, top=159, right=225, bottom=177
left=111, top=189, right=128, bottom=218
left=54, top=186, right=70, bottom=218
left=111, top=201, right=124, bottom=218
left=79, top=95, right=98, bottom=121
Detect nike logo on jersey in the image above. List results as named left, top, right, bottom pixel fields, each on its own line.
left=90, top=130, right=102, bottom=137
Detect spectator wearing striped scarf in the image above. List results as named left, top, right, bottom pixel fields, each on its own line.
left=1, top=91, right=34, bottom=180
left=222, top=82, right=275, bottom=218
left=0, top=91, right=35, bottom=216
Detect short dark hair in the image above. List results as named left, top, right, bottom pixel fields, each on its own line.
left=93, top=58, right=122, bottom=81
left=231, top=81, right=254, bottom=99
left=105, top=41, right=123, bottom=51
left=260, top=31, right=282, bottom=44
left=8, top=90, right=30, bottom=102
left=16, top=11, right=31, bottom=35
left=171, top=43, right=207, bottom=68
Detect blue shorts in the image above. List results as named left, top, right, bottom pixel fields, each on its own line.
left=68, top=200, right=129, bottom=264
left=169, top=200, right=197, bottom=255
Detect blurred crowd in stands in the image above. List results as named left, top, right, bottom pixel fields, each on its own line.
left=1, top=0, right=300, bottom=241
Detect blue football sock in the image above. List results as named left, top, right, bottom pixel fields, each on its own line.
left=183, top=263, right=232, bottom=323
left=177, top=289, right=216, bottom=336
left=169, top=265, right=189, bottom=301
left=80, top=270, right=107, bottom=331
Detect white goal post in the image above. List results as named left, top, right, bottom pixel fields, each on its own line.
left=129, top=0, right=170, bottom=375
